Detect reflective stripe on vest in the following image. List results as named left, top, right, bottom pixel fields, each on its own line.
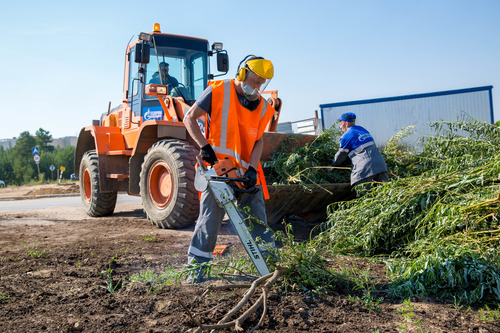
left=219, top=81, right=232, bottom=149
left=260, top=101, right=268, bottom=120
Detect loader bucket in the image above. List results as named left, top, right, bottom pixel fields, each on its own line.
left=260, top=132, right=317, bottom=161
left=260, top=132, right=355, bottom=226
left=265, top=183, right=354, bottom=225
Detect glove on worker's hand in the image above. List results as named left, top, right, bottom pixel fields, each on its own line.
left=200, top=144, right=218, bottom=165
left=243, top=166, right=258, bottom=189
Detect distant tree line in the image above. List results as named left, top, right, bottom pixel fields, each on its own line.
left=0, top=129, right=75, bottom=185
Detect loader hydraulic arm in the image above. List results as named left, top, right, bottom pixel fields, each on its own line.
left=263, top=90, right=282, bottom=133
left=145, top=84, right=189, bottom=121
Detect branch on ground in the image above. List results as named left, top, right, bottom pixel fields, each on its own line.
left=180, top=265, right=288, bottom=332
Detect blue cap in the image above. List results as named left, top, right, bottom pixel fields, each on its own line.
left=337, top=112, right=356, bottom=122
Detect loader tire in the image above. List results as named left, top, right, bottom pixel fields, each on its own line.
left=140, top=139, right=199, bottom=229
left=79, top=150, right=117, bottom=217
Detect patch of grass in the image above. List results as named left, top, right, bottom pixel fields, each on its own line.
left=127, top=259, right=249, bottom=293
left=0, top=292, right=10, bottom=303
left=346, top=267, right=384, bottom=312
left=396, top=298, right=427, bottom=333
left=182, top=251, right=257, bottom=283
left=114, top=247, right=129, bottom=257
left=275, top=223, right=342, bottom=296
left=478, top=304, right=500, bottom=322
left=22, top=241, right=48, bottom=258
left=129, top=266, right=180, bottom=293
left=99, top=259, right=122, bottom=294
left=141, top=234, right=157, bottom=242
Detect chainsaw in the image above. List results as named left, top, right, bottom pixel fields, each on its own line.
left=194, top=156, right=271, bottom=276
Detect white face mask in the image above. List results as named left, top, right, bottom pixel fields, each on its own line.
left=241, top=82, right=260, bottom=101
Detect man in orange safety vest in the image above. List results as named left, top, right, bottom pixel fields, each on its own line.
left=183, top=55, right=278, bottom=282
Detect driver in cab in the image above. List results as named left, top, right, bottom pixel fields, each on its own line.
left=149, top=62, right=179, bottom=93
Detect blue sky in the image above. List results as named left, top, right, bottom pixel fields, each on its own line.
left=1, top=0, right=498, bottom=139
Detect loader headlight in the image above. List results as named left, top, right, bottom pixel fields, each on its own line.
left=156, top=86, right=167, bottom=95
left=212, top=42, right=223, bottom=51
left=139, top=32, right=151, bottom=42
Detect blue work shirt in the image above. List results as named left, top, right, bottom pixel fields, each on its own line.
left=332, top=125, right=388, bottom=185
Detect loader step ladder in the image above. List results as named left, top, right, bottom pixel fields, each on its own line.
left=105, top=150, right=132, bottom=156
left=106, top=174, right=129, bottom=179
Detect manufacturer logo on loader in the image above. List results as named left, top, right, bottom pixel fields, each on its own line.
left=143, top=107, right=164, bottom=121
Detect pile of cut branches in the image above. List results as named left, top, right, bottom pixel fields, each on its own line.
left=265, top=127, right=351, bottom=185
left=314, top=116, right=500, bottom=304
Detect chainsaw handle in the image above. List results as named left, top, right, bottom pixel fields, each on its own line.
left=211, top=176, right=259, bottom=194
left=197, top=156, right=248, bottom=183
left=197, top=156, right=257, bottom=193
left=207, top=174, right=259, bottom=194
left=196, top=155, right=208, bottom=171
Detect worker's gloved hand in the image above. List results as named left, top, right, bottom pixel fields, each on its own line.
left=200, top=144, right=218, bottom=165
left=243, top=166, right=258, bottom=189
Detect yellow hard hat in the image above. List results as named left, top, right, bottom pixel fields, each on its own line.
left=246, top=58, right=274, bottom=80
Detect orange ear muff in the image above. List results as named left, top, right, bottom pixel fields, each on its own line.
left=236, top=66, right=247, bottom=81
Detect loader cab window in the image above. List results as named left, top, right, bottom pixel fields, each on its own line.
left=128, top=49, right=140, bottom=98
left=192, top=55, right=205, bottom=98
left=144, top=46, right=207, bottom=104
left=127, top=47, right=144, bottom=117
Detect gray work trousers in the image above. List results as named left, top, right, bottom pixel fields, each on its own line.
left=187, top=186, right=276, bottom=265
left=352, top=171, right=390, bottom=196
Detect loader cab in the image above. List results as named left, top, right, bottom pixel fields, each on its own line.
left=125, top=28, right=228, bottom=121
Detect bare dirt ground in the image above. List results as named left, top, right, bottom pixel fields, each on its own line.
left=0, top=182, right=80, bottom=198
left=0, top=184, right=498, bottom=332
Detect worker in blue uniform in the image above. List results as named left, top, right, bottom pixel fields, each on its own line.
left=330, top=112, right=389, bottom=193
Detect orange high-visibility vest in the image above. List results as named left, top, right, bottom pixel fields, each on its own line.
left=207, top=79, right=275, bottom=198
